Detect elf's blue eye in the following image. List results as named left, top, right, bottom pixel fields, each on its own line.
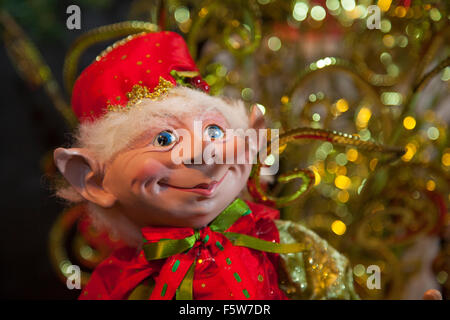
left=153, top=131, right=177, bottom=147
left=205, top=125, right=224, bottom=140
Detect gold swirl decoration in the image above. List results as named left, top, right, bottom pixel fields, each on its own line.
left=249, top=127, right=405, bottom=208
left=48, top=205, right=92, bottom=287
left=350, top=163, right=448, bottom=299
left=48, top=204, right=126, bottom=286
left=349, top=244, right=403, bottom=299
left=279, top=57, right=390, bottom=139
left=186, top=0, right=262, bottom=60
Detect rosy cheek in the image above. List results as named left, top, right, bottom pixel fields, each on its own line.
left=133, top=156, right=169, bottom=182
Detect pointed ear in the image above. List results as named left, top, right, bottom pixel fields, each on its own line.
left=248, top=104, right=266, bottom=155
left=53, top=148, right=117, bottom=208
left=249, top=104, right=265, bottom=131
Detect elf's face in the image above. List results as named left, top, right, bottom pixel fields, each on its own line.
left=102, top=109, right=254, bottom=228
left=54, top=92, right=264, bottom=230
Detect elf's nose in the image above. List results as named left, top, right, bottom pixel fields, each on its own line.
left=182, top=134, right=246, bottom=166
left=185, top=135, right=218, bottom=165
left=178, top=132, right=205, bottom=165
left=181, top=136, right=226, bottom=179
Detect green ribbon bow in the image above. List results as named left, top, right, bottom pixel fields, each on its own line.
left=142, top=198, right=308, bottom=299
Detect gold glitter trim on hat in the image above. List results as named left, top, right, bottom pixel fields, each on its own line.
left=96, top=31, right=149, bottom=61
left=107, top=76, right=174, bottom=112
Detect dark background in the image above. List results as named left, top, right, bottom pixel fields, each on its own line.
left=0, top=0, right=135, bottom=299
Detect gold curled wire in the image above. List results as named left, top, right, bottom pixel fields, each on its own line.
left=280, top=58, right=390, bottom=138
left=63, top=21, right=159, bottom=95
left=299, top=96, right=338, bottom=128
left=355, top=161, right=448, bottom=241
left=389, top=55, right=450, bottom=145
left=351, top=243, right=403, bottom=299
left=353, top=48, right=401, bottom=87
left=412, top=25, right=450, bottom=89
left=48, top=205, right=92, bottom=287
left=187, top=0, right=262, bottom=60
left=352, top=184, right=444, bottom=299
left=285, top=58, right=384, bottom=109
left=356, top=205, right=435, bottom=247
left=413, top=56, right=450, bottom=93
left=250, top=127, right=405, bottom=208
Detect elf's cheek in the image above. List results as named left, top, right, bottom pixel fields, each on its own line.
left=131, top=157, right=170, bottom=187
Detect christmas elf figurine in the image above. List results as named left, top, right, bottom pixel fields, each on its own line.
left=54, top=31, right=359, bottom=300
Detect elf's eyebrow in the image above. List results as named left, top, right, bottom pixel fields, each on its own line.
left=139, top=113, right=186, bottom=129
left=127, top=115, right=186, bottom=147
left=193, top=110, right=230, bottom=127
left=159, top=113, right=185, bottom=124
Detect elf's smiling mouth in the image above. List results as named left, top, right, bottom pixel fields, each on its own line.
left=158, top=170, right=229, bottom=197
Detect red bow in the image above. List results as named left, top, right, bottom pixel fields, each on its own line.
left=79, top=200, right=287, bottom=300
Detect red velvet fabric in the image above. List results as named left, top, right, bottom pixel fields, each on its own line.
left=79, top=200, right=287, bottom=300
left=72, top=31, right=202, bottom=122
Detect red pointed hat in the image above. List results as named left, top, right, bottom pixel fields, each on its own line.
left=72, top=31, right=209, bottom=122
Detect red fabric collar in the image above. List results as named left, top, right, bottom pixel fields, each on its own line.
left=79, top=200, right=286, bottom=300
